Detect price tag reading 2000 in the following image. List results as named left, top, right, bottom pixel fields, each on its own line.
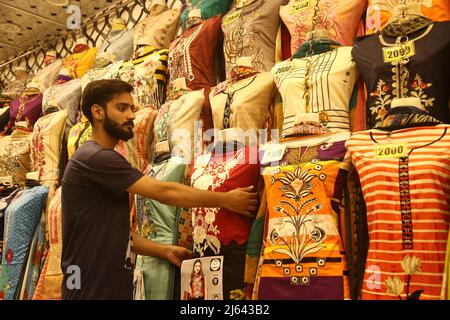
left=376, top=143, right=408, bottom=159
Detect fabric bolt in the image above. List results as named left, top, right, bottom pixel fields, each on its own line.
left=210, top=72, right=276, bottom=137
left=62, top=47, right=98, bottom=79
left=134, top=4, right=181, bottom=50
left=167, top=15, right=222, bottom=94
left=345, top=125, right=450, bottom=300
left=181, top=0, right=232, bottom=31
left=135, top=158, right=188, bottom=300
left=352, top=21, right=450, bottom=129
left=30, top=60, right=63, bottom=93
left=30, top=110, right=68, bottom=187
left=97, top=28, right=134, bottom=65
left=0, top=186, right=48, bottom=300
left=190, top=146, right=260, bottom=257
left=255, top=140, right=351, bottom=299
left=280, top=0, right=367, bottom=54
left=9, top=94, right=43, bottom=129
left=273, top=45, right=358, bottom=137
left=366, top=0, right=450, bottom=34
left=42, top=79, right=81, bottom=129
left=222, top=0, right=285, bottom=74
left=0, top=128, right=32, bottom=186
left=116, top=107, right=157, bottom=172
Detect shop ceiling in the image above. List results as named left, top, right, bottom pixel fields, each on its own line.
left=0, top=0, right=123, bottom=62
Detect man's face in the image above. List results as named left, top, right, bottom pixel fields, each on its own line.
left=103, top=92, right=136, bottom=141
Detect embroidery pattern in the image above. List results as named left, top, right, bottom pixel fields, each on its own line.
left=399, top=156, right=413, bottom=249
left=385, top=255, right=424, bottom=300
left=191, top=149, right=245, bottom=256
left=291, top=0, right=338, bottom=51
left=223, top=0, right=266, bottom=73
left=168, top=23, right=204, bottom=82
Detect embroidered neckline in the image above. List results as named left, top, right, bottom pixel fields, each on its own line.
left=378, top=23, right=433, bottom=46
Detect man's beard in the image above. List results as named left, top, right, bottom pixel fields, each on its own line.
left=104, top=113, right=134, bottom=141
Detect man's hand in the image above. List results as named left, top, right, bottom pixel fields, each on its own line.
left=166, top=245, right=193, bottom=268
left=224, top=186, right=259, bottom=218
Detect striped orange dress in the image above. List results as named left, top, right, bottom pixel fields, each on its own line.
left=346, top=125, right=450, bottom=300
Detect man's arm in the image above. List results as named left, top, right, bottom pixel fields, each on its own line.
left=127, top=175, right=258, bottom=217
left=132, top=231, right=192, bottom=267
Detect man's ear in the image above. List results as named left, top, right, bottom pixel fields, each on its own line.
left=91, top=104, right=104, bottom=121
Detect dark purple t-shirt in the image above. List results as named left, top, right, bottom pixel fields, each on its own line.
left=61, top=140, right=143, bottom=300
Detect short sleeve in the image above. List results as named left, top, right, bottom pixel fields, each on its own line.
left=83, top=149, right=144, bottom=196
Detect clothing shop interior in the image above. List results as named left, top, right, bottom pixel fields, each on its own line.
left=0, top=0, right=450, bottom=301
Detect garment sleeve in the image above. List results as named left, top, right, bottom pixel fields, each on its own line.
left=84, top=149, right=144, bottom=196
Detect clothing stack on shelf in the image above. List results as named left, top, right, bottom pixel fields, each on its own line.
left=0, top=0, right=449, bottom=301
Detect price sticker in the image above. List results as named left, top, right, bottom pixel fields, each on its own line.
left=224, top=10, right=241, bottom=25
left=383, top=42, right=415, bottom=63
left=290, top=0, right=310, bottom=15
left=375, top=143, right=408, bottom=159
left=261, top=143, right=286, bottom=164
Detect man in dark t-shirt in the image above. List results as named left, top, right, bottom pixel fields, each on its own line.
left=61, top=80, right=258, bottom=299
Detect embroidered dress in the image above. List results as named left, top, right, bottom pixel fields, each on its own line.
left=366, top=0, right=450, bottom=34
left=191, top=146, right=260, bottom=298
left=135, top=158, right=188, bottom=300
left=38, top=187, right=63, bottom=300
left=9, top=94, right=43, bottom=129
left=62, top=47, right=98, bottom=79
left=31, top=110, right=68, bottom=187
left=134, top=4, right=181, bottom=50
left=272, top=44, right=359, bottom=137
left=255, top=135, right=350, bottom=300
left=222, top=0, right=284, bottom=74
left=352, top=21, right=450, bottom=129
left=346, top=125, right=450, bottom=300
left=280, top=0, right=367, bottom=54
left=118, top=48, right=169, bottom=109
left=97, top=28, right=134, bottom=64
left=0, top=128, right=32, bottom=186
left=42, top=78, right=81, bottom=131
left=210, top=72, right=276, bottom=136
left=168, top=16, right=222, bottom=94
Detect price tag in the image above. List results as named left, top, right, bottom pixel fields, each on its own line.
left=195, top=153, right=212, bottom=168
left=375, top=143, right=408, bottom=159
left=213, top=80, right=228, bottom=96
left=223, top=10, right=241, bottom=25
left=290, top=0, right=310, bottom=15
left=188, top=9, right=202, bottom=18
left=261, top=143, right=286, bottom=164
left=383, top=42, right=415, bottom=63
left=274, top=63, right=293, bottom=75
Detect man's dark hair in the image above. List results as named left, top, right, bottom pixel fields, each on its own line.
left=81, top=79, right=133, bottom=124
